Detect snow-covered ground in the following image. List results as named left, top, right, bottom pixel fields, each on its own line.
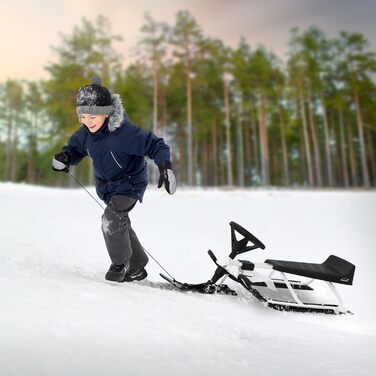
left=0, top=182, right=375, bottom=376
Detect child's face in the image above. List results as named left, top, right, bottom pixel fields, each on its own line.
left=80, top=114, right=109, bottom=133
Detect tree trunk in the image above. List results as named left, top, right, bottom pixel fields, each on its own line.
left=161, top=80, right=167, bottom=137
left=212, top=119, right=218, bottom=186
left=218, top=118, right=225, bottom=185
left=320, top=94, right=333, bottom=187
left=193, top=135, right=199, bottom=185
left=223, top=79, right=233, bottom=186
left=236, top=101, right=244, bottom=187
left=308, top=91, right=322, bottom=187
left=178, top=123, right=186, bottom=184
left=242, top=103, right=252, bottom=186
left=258, top=93, right=269, bottom=186
left=11, top=123, right=18, bottom=181
left=299, top=125, right=307, bottom=186
left=353, top=89, right=370, bottom=188
left=329, top=110, right=339, bottom=187
left=5, top=115, right=12, bottom=180
left=152, top=63, right=158, bottom=135
left=250, top=98, right=259, bottom=184
left=271, top=136, right=280, bottom=185
left=243, top=120, right=252, bottom=186
left=299, top=90, right=314, bottom=187
left=331, top=121, right=340, bottom=188
left=27, top=112, right=37, bottom=183
left=202, top=138, right=208, bottom=186
left=278, top=103, right=290, bottom=186
left=366, top=126, right=375, bottom=187
left=207, top=129, right=213, bottom=185
left=348, top=124, right=358, bottom=187
left=186, top=66, right=193, bottom=186
left=338, top=108, right=349, bottom=188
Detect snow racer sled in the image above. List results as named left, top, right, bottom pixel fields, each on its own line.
left=161, top=221, right=355, bottom=314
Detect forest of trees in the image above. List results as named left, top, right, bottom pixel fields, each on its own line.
left=0, top=12, right=375, bottom=189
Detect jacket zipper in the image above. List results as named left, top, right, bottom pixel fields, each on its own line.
left=110, top=151, right=123, bottom=169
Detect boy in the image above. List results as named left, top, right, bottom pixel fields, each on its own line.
left=52, top=76, right=176, bottom=283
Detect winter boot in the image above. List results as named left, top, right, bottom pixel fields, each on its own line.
left=105, top=263, right=127, bottom=282
left=123, top=267, right=148, bottom=282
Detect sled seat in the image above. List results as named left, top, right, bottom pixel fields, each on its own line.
left=265, top=255, right=355, bottom=285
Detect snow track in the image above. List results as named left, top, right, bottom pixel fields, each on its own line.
left=0, top=183, right=375, bottom=376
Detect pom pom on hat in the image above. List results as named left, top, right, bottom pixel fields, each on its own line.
left=91, top=75, right=102, bottom=86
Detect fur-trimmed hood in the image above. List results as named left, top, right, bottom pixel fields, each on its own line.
left=108, top=93, right=128, bottom=132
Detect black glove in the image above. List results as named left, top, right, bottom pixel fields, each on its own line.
left=52, top=151, right=71, bottom=173
left=157, top=161, right=176, bottom=195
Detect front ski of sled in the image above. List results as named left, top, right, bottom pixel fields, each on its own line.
left=237, top=274, right=352, bottom=314
left=159, top=273, right=237, bottom=295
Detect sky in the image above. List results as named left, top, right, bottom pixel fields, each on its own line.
left=0, top=0, right=376, bottom=82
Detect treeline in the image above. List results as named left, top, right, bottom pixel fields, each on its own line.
left=0, top=12, right=375, bottom=188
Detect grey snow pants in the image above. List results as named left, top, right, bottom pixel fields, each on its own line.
left=101, top=195, right=148, bottom=271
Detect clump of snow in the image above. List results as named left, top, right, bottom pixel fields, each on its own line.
left=0, top=182, right=375, bottom=376
left=77, top=86, right=100, bottom=106
left=101, top=215, right=112, bottom=235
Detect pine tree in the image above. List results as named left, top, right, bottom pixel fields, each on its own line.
left=170, top=10, right=203, bottom=185
left=335, top=32, right=376, bottom=187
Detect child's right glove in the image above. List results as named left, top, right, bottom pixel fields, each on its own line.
left=52, top=151, right=71, bottom=173
left=157, top=161, right=176, bottom=195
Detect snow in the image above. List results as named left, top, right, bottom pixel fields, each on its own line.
left=0, top=182, right=375, bottom=376
left=77, top=86, right=100, bottom=106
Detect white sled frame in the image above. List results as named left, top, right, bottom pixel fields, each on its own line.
left=217, top=258, right=348, bottom=314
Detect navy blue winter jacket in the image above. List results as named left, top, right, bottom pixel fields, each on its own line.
left=63, top=111, right=170, bottom=204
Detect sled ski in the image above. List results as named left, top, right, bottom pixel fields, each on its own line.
left=162, top=221, right=355, bottom=314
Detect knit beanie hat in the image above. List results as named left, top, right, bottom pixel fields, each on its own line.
left=76, top=76, right=113, bottom=116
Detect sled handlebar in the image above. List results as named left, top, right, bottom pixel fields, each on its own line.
left=229, top=221, right=265, bottom=259
left=206, top=222, right=265, bottom=284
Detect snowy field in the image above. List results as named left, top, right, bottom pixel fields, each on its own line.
left=0, top=182, right=375, bottom=376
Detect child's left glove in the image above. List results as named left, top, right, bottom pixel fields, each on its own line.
left=157, top=161, right=176, bottom=195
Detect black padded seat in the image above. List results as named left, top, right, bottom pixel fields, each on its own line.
left=265, top=255, right=355, bottom=285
